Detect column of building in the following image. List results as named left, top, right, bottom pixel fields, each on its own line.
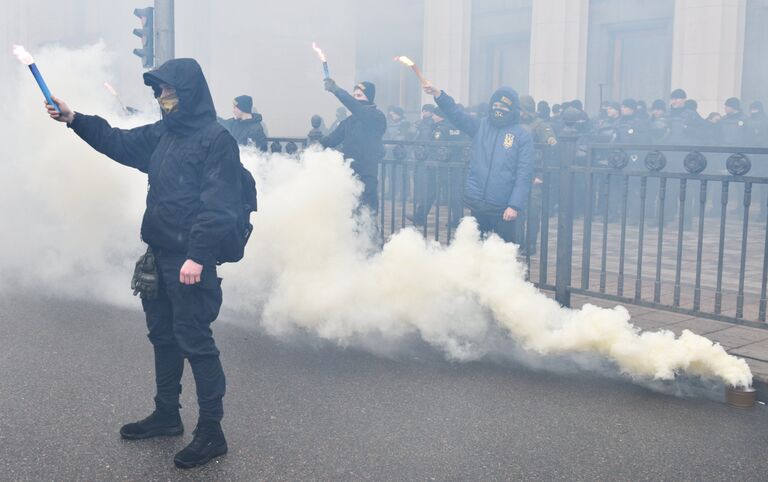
left=670, top=0, right=747, bottom=116
left=528, top=0, right=590, bottom=105
left=421, top=0, right=473, bottom=104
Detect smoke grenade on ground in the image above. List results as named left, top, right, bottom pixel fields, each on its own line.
left=1, top=43, right=752, bottom=392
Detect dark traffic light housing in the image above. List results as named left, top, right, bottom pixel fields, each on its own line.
left=133, top=7, right=154, bottom=69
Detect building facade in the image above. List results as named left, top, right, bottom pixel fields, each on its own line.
left=5, top=0, right=767, bottom=134
left=360, top=0, right=767, bottom=119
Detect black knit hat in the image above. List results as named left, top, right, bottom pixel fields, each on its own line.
left=388, top=105, right=404, bottom=117
left=751, top=101, right=764, bottom=113
left=670, top=89, right=687, bottom=100
left=421, top=104, right=435, bottom=113
left=355, top=81, right=376, bottom=102
left=725, top=97, right=741, bottom=110
left=234, top=95, right=253, bottom=113
left=621, top=98, right=638, bottom=111
left=651, top=99, right=666, bottom=111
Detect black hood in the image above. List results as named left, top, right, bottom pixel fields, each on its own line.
left=243, top=112, right=263, bottom=123
left=143, top=58, right=217, bottom=135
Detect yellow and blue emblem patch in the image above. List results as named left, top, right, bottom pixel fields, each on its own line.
left=503, top=133, right=515, bottom=149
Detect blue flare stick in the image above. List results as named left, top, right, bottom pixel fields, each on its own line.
left=29, top=63, right=59, bottom=112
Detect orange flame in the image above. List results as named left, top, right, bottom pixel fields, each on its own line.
left=311, top=42, right=326, bottom=62
left=394, top=55, right=429, bottom=86
left=394, top=55, right=415, bottom=67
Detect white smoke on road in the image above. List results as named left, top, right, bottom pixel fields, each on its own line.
left=0, top=44, right=752, bottom=391
left=228, top=147, right=752, bottom=389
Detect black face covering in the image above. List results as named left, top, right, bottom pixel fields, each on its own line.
left=490, top=108, right=513, bottom=127
left=488, top=86, right=520, bottom=128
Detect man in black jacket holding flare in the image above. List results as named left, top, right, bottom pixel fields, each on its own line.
left=46, top=58, right=235, bottom=469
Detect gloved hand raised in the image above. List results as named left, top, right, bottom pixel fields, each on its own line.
left=324, top=78, right=338, bottom=93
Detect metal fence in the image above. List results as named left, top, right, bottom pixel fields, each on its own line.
left=266, top=135, right=768, bottom=328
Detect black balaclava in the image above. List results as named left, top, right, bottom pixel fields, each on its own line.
left=143, top=58, right=217, bottom=135
left=488, top=86, right=520, bottom=128
left=355, top=81, right=376, bottom=105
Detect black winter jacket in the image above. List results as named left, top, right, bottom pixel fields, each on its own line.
left=219, top=114, right=267, bottom=150
left=68, top=58, right=242, bottom=266
left=320, top=88, right=387, bottom=176
left=719, top=112, right=750, bottom=146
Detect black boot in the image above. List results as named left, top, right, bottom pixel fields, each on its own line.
left=119, top=407, right=184, bottom=440
left=174, top=420, right=228, bottom=469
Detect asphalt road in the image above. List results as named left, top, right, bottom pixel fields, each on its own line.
left=2, top=293, right=768, bottom=481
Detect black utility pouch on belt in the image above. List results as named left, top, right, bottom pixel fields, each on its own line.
left=131, top=246, right=159, bottom=300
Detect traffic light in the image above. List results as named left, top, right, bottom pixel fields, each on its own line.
left=133, top=7, right=154, bottom=69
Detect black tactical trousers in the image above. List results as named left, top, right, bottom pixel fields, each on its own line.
left=141, top=250, right=226, bottom=422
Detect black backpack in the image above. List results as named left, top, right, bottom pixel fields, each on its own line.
left=200, top=123, right=258, bottom=264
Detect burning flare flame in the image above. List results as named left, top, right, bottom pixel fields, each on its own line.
left=394, top=55, right=415, bottom=67
left=12, top=44, right=34, bottom=66
left=311, top=42, right=326, bottom=62
left=394, top=55, right=430, bottom=87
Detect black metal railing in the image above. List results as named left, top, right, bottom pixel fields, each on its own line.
left=547, top=138, right=768, bottom=327
left=265, top=134, right=768, bottom=327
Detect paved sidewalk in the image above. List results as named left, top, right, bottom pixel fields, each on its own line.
left=569, top=293, right=768, bottom=383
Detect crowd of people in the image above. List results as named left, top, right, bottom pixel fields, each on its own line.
left=376, top=88, right=768, bottom=149
left=216, top=84, right=768, bottom=257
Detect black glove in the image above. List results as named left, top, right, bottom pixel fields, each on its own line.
left=131, top=246, right=159, bottom=300
left=324, top=78, right=338, bottom=93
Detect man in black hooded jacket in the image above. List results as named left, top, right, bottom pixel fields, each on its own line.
left=46, top=58, right=236, bottom=469
left=320, top=79, right=387, bottom=213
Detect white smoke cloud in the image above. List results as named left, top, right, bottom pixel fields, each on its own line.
left=227, top=147, right=751, bottom=389
left=1, top=43, right=752, bottom=393
left=1, top=42, right=153, bottom=305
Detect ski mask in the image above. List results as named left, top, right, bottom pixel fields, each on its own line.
left=488, top=86, right=519, bottom=128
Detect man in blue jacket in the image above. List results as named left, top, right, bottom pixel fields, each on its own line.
left=424, top=84, right=534, bottom=243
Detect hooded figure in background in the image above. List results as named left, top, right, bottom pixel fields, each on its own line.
left=45, top=58, right=239, bottom=469
left=218, top=94, right=268, bottom=150
left=425, top=83, right=534, bottom=243
left=320, top=78, right=387, bottom=213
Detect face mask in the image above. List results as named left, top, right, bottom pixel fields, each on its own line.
left=490, top=107, right=516, bottom=127
left=158, top=93, right=179, bottom=114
